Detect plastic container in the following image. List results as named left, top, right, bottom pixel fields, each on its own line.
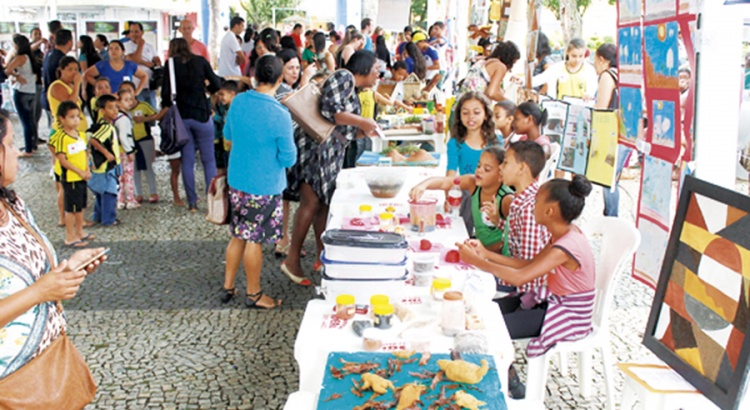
left=412, top=253, right=438, bottom=287
left=365, top=167, right=406, bottom=199
left=320, top=270, right=408, bottom=303
left=408, top=198, right=438, bottom=233
left=373, top=304, right=395, bottom=329
left=379, top=212, right=395, bottom=229
left=441, top=291, right=465, bottom=336
left=322, top=229, right=408, bottom=264
left=359, top=204, right=373, bottom=217
left=335, top=294, right=356, bottom=320
left=321, top=251, right=407, bottom=279
left=362, top=328, right=383, bottom=351
left=370, top=294, right=389, bottom=308
left=402, top=329, right=431, bottom=351
left=431, top=277, right=452, bottom=301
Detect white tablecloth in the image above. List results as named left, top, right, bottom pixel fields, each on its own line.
left=370, top=132, right=447, bottom=154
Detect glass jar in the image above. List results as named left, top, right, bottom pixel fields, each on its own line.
left=335, top=294, right=356, bottom=320
left=431, top=277, right=452, bottom=301
left=441, top=291, right=465, bottom=336
left=373, top=304, right=395, bottom=329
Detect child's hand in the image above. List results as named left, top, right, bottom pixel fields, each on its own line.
left=80, top=170, right=92, bottom=181
left=464, top=239, right=488, bottom=259
left=105, top=153, right=116, bottom=163
left=456, top=242, right=480, bottom=265
left=480, top=201, right=500, bottom=226
left=133, top=115, right=145, bottom=123
left=408, top=184, right=425, bottom=202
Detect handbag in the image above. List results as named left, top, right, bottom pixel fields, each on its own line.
left=159, top=58, right=190, bottom=155
left=0, top=204, right=97, bottom=410
left=281, top=81, right=335, bottom=144
left=206, top=175, right=229, bottom=225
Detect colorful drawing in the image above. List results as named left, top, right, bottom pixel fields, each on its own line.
left=619, top=26, right=643, bottom=86
left=540, top=100, right=569, bottom=144
left=619, top=87, right=642, bottom=147
left=644, top=0, right=676, bottom=21
left=586, top=110, right=619, bottom=188
left=651, top=99, right=676, bottom=148
left=18, top=22, right=39, bottom=34
left=644, top=176, right=750, bottom=410
left=640, top=155, right=673, bottom=226
left=0, top=22, right=14, bottom=35
left=619, top=0, right=643, bottom=25
left=634, top=217, right=670, bottom=288
left=644, top=22, right=679, bottom=89
left=557, top=104, right=591, bottom=175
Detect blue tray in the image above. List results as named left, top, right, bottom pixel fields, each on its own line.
left=356, top=151, right=441, bottom=167
left=317, top=351, right=507, bottom=409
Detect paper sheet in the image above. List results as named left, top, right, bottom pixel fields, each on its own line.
left=628, top=366, right=698, bottom=392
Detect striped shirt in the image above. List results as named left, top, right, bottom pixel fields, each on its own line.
left=524, top=286, right=595, bottom=358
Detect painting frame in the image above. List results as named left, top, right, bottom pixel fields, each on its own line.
left=645, top=90, right=682, bottom=163
left=643, top=175, right=750, bottom=410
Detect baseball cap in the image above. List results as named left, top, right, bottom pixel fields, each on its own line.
left=412, top=32, right=427, bottom=43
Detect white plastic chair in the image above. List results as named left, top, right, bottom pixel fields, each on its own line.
left=284, top=391, right=317, bottom=410
left=539, top=142, right=561, bottom=183
left=523, top=216, right=641, bottom=409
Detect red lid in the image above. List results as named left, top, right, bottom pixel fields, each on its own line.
left=453, top=178, right=461, bottom=185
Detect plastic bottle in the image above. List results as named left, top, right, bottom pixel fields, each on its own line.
left=447, top=178, right=462, bottom=217
left=435, top=104, right=445, bottom=134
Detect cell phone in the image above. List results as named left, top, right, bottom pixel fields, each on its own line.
left=73, top=248, right=110, bottom=272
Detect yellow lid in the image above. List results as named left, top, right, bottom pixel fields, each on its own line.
left=385, top=206, right=396, bottom=213
left=336, top=294, right=355, bottom=305
left=432, top=278, right=452, bottom=290
left=379, top=212, right=394, bottom=221
left=359, top=204, right=373, bottom=212
left=374, top=304, right=394, bottom=316
left=370, top=294, right=389, bottom=306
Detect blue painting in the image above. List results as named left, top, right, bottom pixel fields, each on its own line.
left=620, top=87, right=642, bottom=145
left=652, top=99, right=676, bottom=149
left=644, top=22, right=679, bottom=89
left=618, top=26, right=642, bottom=85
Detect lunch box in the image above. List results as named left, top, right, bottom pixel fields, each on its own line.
left=321, top=251, right=407, bottom=280
left=322, top=229, right=408, bottom=264
left=318, top=271, right=408, bottom=303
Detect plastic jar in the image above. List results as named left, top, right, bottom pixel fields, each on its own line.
left=379, top=212, right=395, bottom=229
left=431, top=278, right=452, bottom=301
left=359, top=204, right=373, bottom=217
left=369, top=294, right=389, bottom=318
left=335, top=294, right=356, bottom=320
left=441, top=291, right=465, bottom=336
left=373, top=304, right=395, bottom=329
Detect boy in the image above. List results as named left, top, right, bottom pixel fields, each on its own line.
left=122, top=82, right=161, bottom=204
left=498, top=141, right=551, bottom=291
left=90, top=77, right=113, bottom=122
left=89, top=94, right=122, bottom=226
left=115, top=89, right=138, bottom=209
left=214, top=80, right=239, bottom=176
left=493, top=100, right=516, bottom=147
left=51, top=101, right=92, bottom=247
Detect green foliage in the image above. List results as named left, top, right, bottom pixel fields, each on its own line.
left=542, top=0, right=615, bottom=17
left=410, top=0, right=428, bottom=29
left=587, top=35, right=615, bottom=50
left=239, top=0, right=300, bottom=27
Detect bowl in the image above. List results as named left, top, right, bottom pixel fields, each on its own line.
left=365, top=168, right=406, bottom=199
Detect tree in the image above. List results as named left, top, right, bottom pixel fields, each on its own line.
left=208, top=0, right=221, bottom=68
left=542, top=0, right=615, bottom=44
left=410, top=0, right=428, bottom=30
left=239, top=0, right=299, bottom=28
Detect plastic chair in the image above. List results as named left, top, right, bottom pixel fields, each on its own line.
left=539, top=142, right=561, bottom=183
left=283, top=391, right=317, bottom=410
left=523, top=216, right=641, bottom=409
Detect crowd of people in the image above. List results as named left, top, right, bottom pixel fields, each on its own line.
left=0, top=13, right=628, bottom=404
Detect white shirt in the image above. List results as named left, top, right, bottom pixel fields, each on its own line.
left=219, top=31, right=242, bottom=77
left=123, top=40, right=157, bottom=89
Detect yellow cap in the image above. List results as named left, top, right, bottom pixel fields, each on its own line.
left=370, top=294, right=389, bottom=306
left=432, top=277, right=451, bottom=290
left=385, top=206, right=396, bottom=213
left=374, top=304, right=395, bottom=316
left=336, top=294, right=355, bottom=305
left=412, top=32, right=428, bottom=43
left=379, top=212, right=394, bottom=221
left=359, top=204, right=373, bottom=212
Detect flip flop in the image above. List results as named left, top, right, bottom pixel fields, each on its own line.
left=82, top=233, right=97, bottom=241
left=280, top=261, right=312, bottom=286
left=64, top=240, right=89, bottom=248
left=245, top=291, right=282, bottom=309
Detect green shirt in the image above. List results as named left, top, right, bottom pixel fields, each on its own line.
left=302, top=48, right=315, bottom=63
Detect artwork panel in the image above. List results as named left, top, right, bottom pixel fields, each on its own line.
left=619, top=87, right=642, bottom=147
left=540, top=100, right=569, bottom=144
left=715, top=215, right=750, bottom=252
left=651, top=99, right=677, bottom=148
left=644, top=22, right=679, bottom=88
left=618, top=26, right=643, bottom=85
left=586, top=110, right=619, bottom=187
left=619, top=0, right=643, bottom=24
left=704, top=239, right=743, bottom=274
left=557, top=104, right=592, bottom=174
left=635, top=217, right=670, bottom=286
left=644, top=0, right=676, bottom=22
left=639, top=156, right=673, bottom=226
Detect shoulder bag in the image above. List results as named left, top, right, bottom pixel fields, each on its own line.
left=281, top=80, right=335, bottom=144
left=159, top=58, right=190, bottom=155
left=0, top=204, right=97, bottom=410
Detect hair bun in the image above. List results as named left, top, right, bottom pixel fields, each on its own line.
left=569, top=174, right=592, bottom=198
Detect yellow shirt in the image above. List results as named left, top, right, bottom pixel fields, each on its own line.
left=358, top=89, right=375, bottom=120
left=50, top=129, right=88, bottom=182
left=90, top=119, right=122, bottom=173
left=47, top=80, right=88, bottom=133
left=556, top=65, right=589, bottom=100
left=130, top=101, right=157, bottom=141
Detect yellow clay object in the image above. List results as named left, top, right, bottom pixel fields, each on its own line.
left=360, top=372, right=395, bottom=394
left=454, top=390, right=487, bottom=410
left=397, top=384, right=426, bottom=410
left=437, top=359, right=489, bottom=384
left=392, top=349, right=416, bottom=359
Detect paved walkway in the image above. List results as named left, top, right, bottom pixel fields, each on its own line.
left=9, top=116, right=743, bottom=409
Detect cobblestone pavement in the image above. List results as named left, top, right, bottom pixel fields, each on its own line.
left=6, top=116, right=747, bottom=409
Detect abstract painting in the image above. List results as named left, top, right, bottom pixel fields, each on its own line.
left=644, top=0, right=676, bottom=21
left=586, top=110, right=619, bottom=188
left=644, top=176, right=750, bottom=410
left=619, top=86, right=643, bottom=147
left=540, top=99, right=569, bottom=144
left=635, top=217, right=670, bottom=288
left=619, top=0, right=643, bottom=25
left=557, top=104, right=591, bottom=175
left=618, top=26, right=643, bottom=86
left=639, top=155, right=673, bottom=227
left=644, top=22, right=679, bottom=89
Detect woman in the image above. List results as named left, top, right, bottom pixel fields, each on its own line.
left=281, top=50, right=379, bottom=285
left=161, top=38, right=222, bottom=212
left=94, top=34, right=109, bottom=61
left=336, top=31, right=365, bottom=68
left=84, top=40, right=147, bottom=96
left=403, top=42, right=426, bottom=80
left=458, top=41, right=520, bottom=102
left=4, top=35, right=40, bottom=156
left=328, top=31, right=342, bottom=57
left=77, top=35, right=101, bottom=114
left=244, top=28, right=280, bottom=79
left=375, top=35, right=391, bottom=76
left=0, top=108, right=106, bottom=402
left=532, top=32, right=553, bottom=94
left=220, top=55, right=296, bottom=308
left=308, top=32, right=336, bottom=73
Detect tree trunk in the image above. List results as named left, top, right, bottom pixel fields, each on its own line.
left=208, top=0, right=221, bottom=69
left=559, top=0, right=583, bottom=44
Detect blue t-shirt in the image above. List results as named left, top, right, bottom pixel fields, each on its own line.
left=364, top=36, right=374, bottom=52
left=95, top=60, right=138, bottom=92
left=447, top=138, right=485, bottom=176
left=224, top=91, right=297, bottom=196
left=422, top=46, right=439, bottom=66
left=405, top=57, right=415, bottom=74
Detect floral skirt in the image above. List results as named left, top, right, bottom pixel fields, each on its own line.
left=228, top=188, right=283, bottom=244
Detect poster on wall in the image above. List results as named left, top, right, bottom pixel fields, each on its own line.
left=618, top=25, right=643, bottom=86
left=639, top=155, right=674, bottom=227
left=586, top=110, right=619, bottom=188
left=557, top=104, right=592, bottom=175
left=540, top=99, right=569, bottom=144
left=619, top=0, right=643, bottom=25
left=644, top=0, right=676, bottom=21
left=619, top=86, right=642, bottom=147
left=644, top=21, right=679, bottom=89
left=634, top=216, right=670, bottom=287
left=140, top=21, right=158, bottom=49
left=647, top=93, right=682, bottom=163
left=86, top=21, right=120, bottom=41
left=18, top=22, right=39, bottom=35
left=0, top=22, right=14, bottom=53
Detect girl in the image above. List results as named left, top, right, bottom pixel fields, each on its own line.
left=4, top=34, right=40, bottom=156
left=457, top=175, right=596, bottom=358
left=77, top=35, right=101, bottom=109
left=446, top=91, right=498, bottom=177
left=403, top=42, right=426, bottom=81
left=531, top=38, right=598, bottom=101
left=493, top=100, right=516, bottom=147
left=511, top=102, right=551, bottom=158
left=375, top=35, right=391, bottom=76
left=410, top=146, right=514, bottom=253
left=115, top=89, right=138, bottom=209
left=337, top=31, right=365, bottom=68
left=458, top=41, right=520, bottom=102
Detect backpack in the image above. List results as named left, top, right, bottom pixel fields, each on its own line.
left=158, top=58, right=189, bottom=155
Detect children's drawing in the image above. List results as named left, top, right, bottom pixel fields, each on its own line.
left=644, top=0, right=676, bottom=21
left=619, top=0, right=643, bottom=24
left=540, top=100, right=569, bottom=144
left=640, top=155, right=673, bottom=227
left=556, top=104, right=591, bottom=175
left=619, top=87, right=642, bottom=147
left=618, top=26, right=643, bottom=86
left=586, top=110, right=619, bottom=188
left=644, top=22, right=679, bottom=89
left=651, top=99, right=676, bottom=149
left=634, top=217, right=670, bottom=288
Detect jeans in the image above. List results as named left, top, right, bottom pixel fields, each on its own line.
left=133, top=139, right=158, bottom=197
left=181, top=118, right=216, bottom=206
left=12, top=90, right=37, bottom=153
left=137, top=88, right=157, bottom=109
left=603, top=146, right=633, bottom=217
left=93, top=192, right=118, bottom=225
left=33, top=84, right=43, bottom=139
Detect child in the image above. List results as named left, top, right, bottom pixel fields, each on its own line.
left=88, top=94, right=122, bottom=226
left=512, top=102, right=551, bottom=158
left=120, top=81, right=160, bottom=204
left=90, top=77, right=112, bottom=121
left=493, top=100, right=516, bottom=147
left=457, top=174, right=595, bottom=357
left=115, top=89, right=138, bottom=209
left=410, top=146, right=514, bottom=253
left=50, top=101, right=92, bottom=247
left=531, top=38, right=598, bottom=101
left=447, top=91, right=498, bottom=177
left=214, top=80, right=238, bottom=176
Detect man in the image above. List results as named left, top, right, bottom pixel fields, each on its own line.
left=30, top=27, right=46, bottom=141
left=361, top=18, right=373, bottom=52
left=396, top=26, right=412, bottom=60
left=429, top=21, right=450, bottom=92
left=290, top=23, right=303, bottom=49
left=219, top=16, right=246, bottom=77
left=412, top=31, right=442, bottom=92
left=41, top=29, right=73, bottom=114
left=124, top=22, right=161, bottom=106
left=46, top=20, right=62, bottom=51
left=179, top=19, right=210, bottom=61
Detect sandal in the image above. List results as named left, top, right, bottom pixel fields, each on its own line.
left=245, top=291, right=282, bottom=309
left=64, top=240, right=89, bottom=248
left=280, top=261, right=312, bottom=286
left=219, top=287, right=236, bottom=304
left=313, top=260, right=324, bottom=273
left=82, top=233, right=97, bottom=241
left=149, top=194, right=159, bottom=203
left=274, top=243, right=308, bottom=258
